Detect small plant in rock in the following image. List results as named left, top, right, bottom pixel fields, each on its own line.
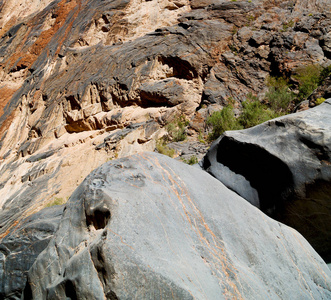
left=156, top=138, right=175, bottom=158
left=245, top=14, right=256, bottom=26
left=46, top=197, right=66, bottom=207
left=198, top=130, right=206, bottom=144
left=166, top=115, right=189, bottom=142
left=228, top=44, right=238, bottom=55
left=281, top=20, right=295, bottom=32
left=315, top=97, right=326, bottom=105
left=182, top=155, right=199, bottom=165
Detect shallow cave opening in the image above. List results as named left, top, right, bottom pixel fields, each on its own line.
left=139, top=91, right=172, bottom=108
left=65, top=280, right=78, bottom=300
left=158, top=56, right=198, bottom=80
left=86, top=207, right=111, bottom=230
left=66, top=95, right=81, bottom=111
left=216, top=136, right=294, bottom=215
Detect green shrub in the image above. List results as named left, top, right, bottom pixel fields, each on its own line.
left=206, top=96, right=284, bottom=141
left=294, top=64, right=322, bottom=101
left=265, top=76, right=294, bottom=112
left=198, top=130, right=206, bottom=144
left=156, top=138, right=175, bottom=158
left=266, top=76, right=288, bottom=89
left=166, top=115, right=188, bottom=142
left=207, top=105, right=242, bottom=141
left=238, top=100, right=279, bottom=128
left=265, top=86, right=295, bottom=112
left=182, top=155, right=199, bottom=165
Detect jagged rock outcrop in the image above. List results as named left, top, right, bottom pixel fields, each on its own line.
left=0, top=205, right=63, bottom=299
left=22, top=152, right=331, bottom=299
left=202, top=99, right=331, bottom=262
left=0, top=0, right=330, bottom=241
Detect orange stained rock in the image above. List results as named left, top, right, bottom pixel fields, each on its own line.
left=143, top=153, right=244, bottom=299
left=0, top=17, right=17, bottom=38
left=0, top=86, right=17, bottom=116
left=7, top=0, right=80, bottom=71
left=0, top=220, right=19, bottom=239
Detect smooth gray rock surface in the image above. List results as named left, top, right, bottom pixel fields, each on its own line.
left=24, top=152, right=331, bottom=299
left=202, top=99, right=331, bottom=262
left=0, top=205, right=63, bottom=299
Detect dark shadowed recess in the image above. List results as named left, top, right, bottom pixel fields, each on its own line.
left=65, top=280, right=78, bottom=300
left=278, top=179, right=331, bottom=263
left=22, top=281, right=33, bottom=300
left=158, top=56, right=198, bottom=80
left=216, top=136, right=294, bottom=215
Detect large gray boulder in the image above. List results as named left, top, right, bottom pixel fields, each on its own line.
left=24, top=152, right=331, bottom=299
left=202, top=99, right=331, bottom=262
left=0, top=205, right=63, bottom=299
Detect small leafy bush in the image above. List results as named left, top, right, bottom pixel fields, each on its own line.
left=46, top=197, right=66, bottom=207
left=198, top=130, right=206, bottom=144
left=207, top=105, right=242, bottom=141
left=182, top=155, right=199, bottom=165
left=294, top=64, right=322, bottom=101
left=166, top=115, right=189, bottom=142
left=239, top=100, right=279, bottom=128
left=207, top=96, right=282, bottom=141
left=315, top=97, right=325, bottom=105
left=156, top=138, right=175, bottom=158
left=281, top=20, right=295, bottom=32
left=265, top=76, right=295, bottom=112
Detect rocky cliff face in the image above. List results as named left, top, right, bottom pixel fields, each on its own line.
left=0, top=0, right=330, bottom=239
left=0, top=0, right=331, bottom=298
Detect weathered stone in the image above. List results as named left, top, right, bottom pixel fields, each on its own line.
left=24, top=153, right=331, bottom=299
left=202, top=99, right=331, bottom=261
left=0, top=205, right=63, bottom=299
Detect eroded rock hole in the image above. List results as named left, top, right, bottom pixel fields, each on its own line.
left=106, top=290, right=119, bottom=300
left=65, top=280, right=78, bottom=300
left=66, top=95, right=81, bottom=110
left=158, top=56, right=198, bottom=80
left=86, top=207, right=111, bottom=230
left=139, top=92, right=171, bottom=108
left=216, top=136, right=294, bottom=215
left=22, top=280, right=33, bottom=300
